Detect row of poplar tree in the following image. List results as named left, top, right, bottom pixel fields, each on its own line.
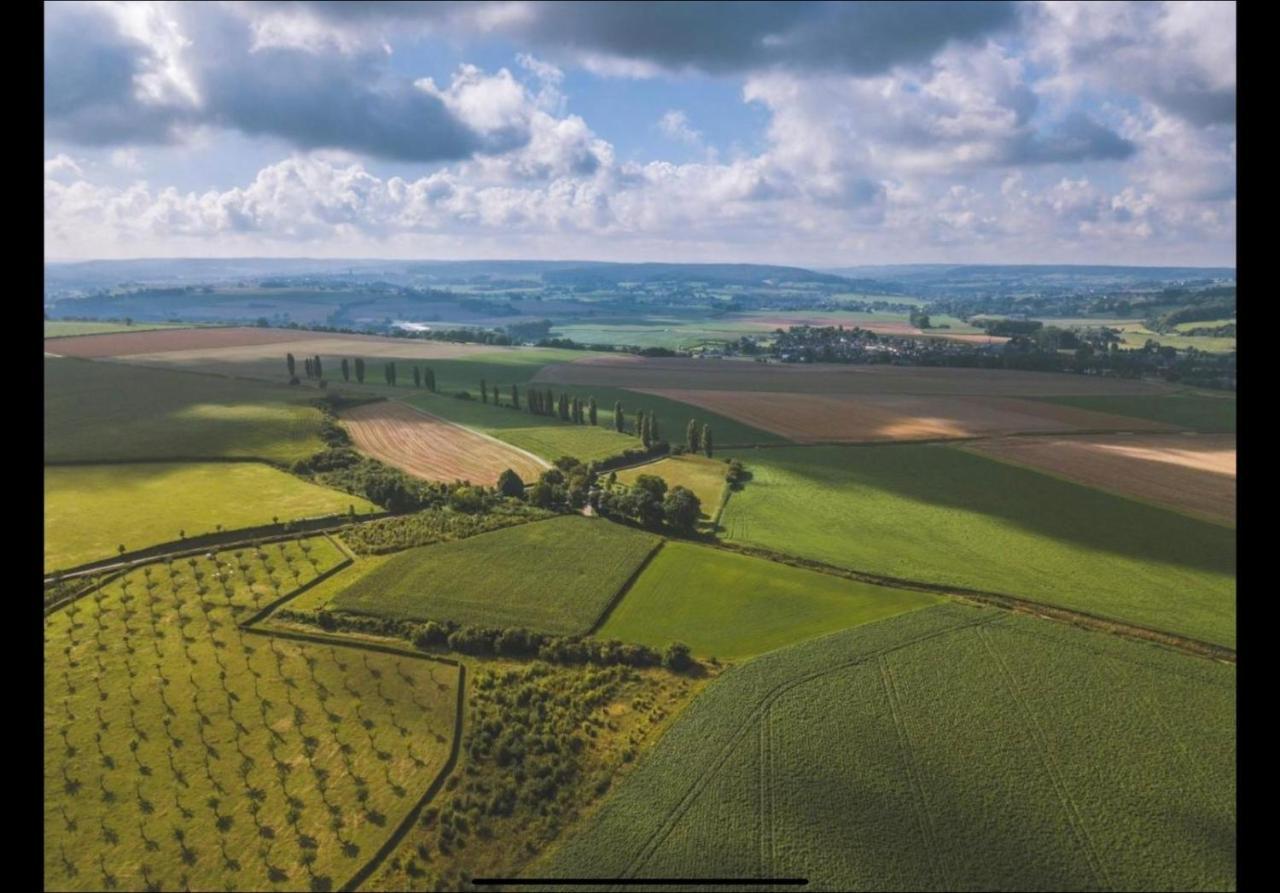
left=286, top=353, right=436, bottom=391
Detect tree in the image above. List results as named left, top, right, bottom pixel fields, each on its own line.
left=425, top=368, right=436, bottom=392
left=662, top=642, right=692, bottom=672
left=117, top=544, right=127, bottom=557
left=686, top=419, right=700, bottom=452
left=702, top=424, right=713, bottom=457
left=639, top=413, right=651, bottom=448
left=341, top=358, right=350, bottom=382
left=413, top=367, right=422, bottom=388
left=496, top=469, right=525, bottom=499
left=614, top=401, right=624, bottom=432
left=355, top=357, right=366, bottom=383
left=528, top=481, right=555, bottom=509
left=510, top=383, right=520, bottom=409
left=286, top=353, right=296, bottom=377
left=481, top=380, right=488, bottom=404
left=632, top=474, right=667, bottom=500
left=588, top=397, right=598, bottom=426
left=386, top=362, right=397, bottom=386
left=305, top=357, right=313, bottom=378
left=314, top=356, right=322, bottom=379
left=650, top=412, right=660, bottom=442
left=663, top=486, right=701, bottom=533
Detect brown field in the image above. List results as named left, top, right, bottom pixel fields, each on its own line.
left=964, top=433, right=1236, bottom=525
left=634, top=389, right=1175, bottom=443
left=42, top=326, right=321, bottom=358
left=532, top=355, right=1174, bottom=396
left=340, top=399, right=547, bottom=485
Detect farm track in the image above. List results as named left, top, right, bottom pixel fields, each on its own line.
left=613, top=614, right=1003, bottom=888
left=47, top=534, right=469, bottom=893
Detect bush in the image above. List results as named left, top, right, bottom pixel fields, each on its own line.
left=662, top=642, right=693, bottom=672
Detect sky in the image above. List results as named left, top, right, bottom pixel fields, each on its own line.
left=43, top=1, right=1237, bottom=266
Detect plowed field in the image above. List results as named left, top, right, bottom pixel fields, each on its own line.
left=965, top=433, right=1236, bottom=525
left=43, top=325, right=317, bottom=357
left=340, top=400, right=547, bottom=485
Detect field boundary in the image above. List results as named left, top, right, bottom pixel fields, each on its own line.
left=708, top=540, right=1236, bottom=662
left=586, top=539, right=667, bottom=636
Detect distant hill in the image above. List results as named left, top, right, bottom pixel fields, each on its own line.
left=820, top=264, right=1236, bottom=295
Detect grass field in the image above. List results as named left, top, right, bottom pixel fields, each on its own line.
left=330, top=516, right=661, bottom=634
left=43, top=537, right=460, bottom=892
left=1032, top=393, right=1236, bottom=433
left=398, top=391, right=640, bottom=463
left=1114, top=322, right=1236, bottom=353
left=45, top=321, right=197, bottom=338
left=542, top=602, right=1235, bottom=891
left=45, top=357, right=327, bottom=464
left=598, top=542, right=942, bottom=660
left=44, top=462, right=376, bottom=572
left=616, top=455, right=728, bottom=519
left=719, top=444, right=1235, bottom=646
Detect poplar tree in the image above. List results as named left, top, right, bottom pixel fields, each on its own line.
left=413, top=367, right=422, bottom=388
left=640, top=413, right=651, bottom=447
left=650, top=412, right=660, bottom=442
left=702, top=424, right=713, bottom=457
left=589, top=397, right=598, bottom=426
left=426, top=368, right=436, bottom=392
left=355, top=357, right=365, bottom=383
left=304, top=358, right=312, bottom=377
left=286, top=353, right=296, bottom=376
left=511, top=384, right=520, bottom=409
left=341, top=358, right=349, bottom=382
left=314, top=356, right=322, bottom=379
left=686, top=419, right=700, bottom=452
left=481, top=380, right=488, bottom=404
left=614, top=402, right=624, bottom=433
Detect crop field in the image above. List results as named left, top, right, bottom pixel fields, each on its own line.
left=398, top=392, right=640, bottom=463
left=719, top=444, right=1235, bottom=646
left=339, top=400, right=548, bottom=486
left=1032, top=393, right=1236, bottom=433
left=965, top=434, right=1236, bottom=526
left=43, top=537, right=461, bottom=892
left=1113, top=322, right=1236, bottom=353
left=598, top=542, right=942, bottom=660
left=330, top=516, right=661, bottom=634
left=616, top=455, right=728, bottom=518
left=550, top=384, right=789, bottom=447
left=45, top=321, right=198, bottom=338
left=543, top=603, right=1236, bottom=891
left=634, top=390, right=1173, bottom=444
left=46, top=358, right=327, bottom=465
left=44, top=462, right=377, bottom=572
left=44, top=325, right=316, bottom=358
left=532, top=354, right=1175, bottom=396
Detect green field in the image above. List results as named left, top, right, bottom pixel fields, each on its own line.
left=398, top=391, right=640, bottom=463
left=616, top=454, right=728, bottom=518
left=44, top=462, right=376, bottom=572
left=720, top=444, right=1235, bottom=646
left=44, top=537, right=460, bottom=892
left=45, top=321, right=198, bottom=338
left=1032, top=393, right=1236, bottom=433
left=1114, top=322, right=1236, bottom=353
left=330, top=516, right=661, bottom=634
left=543, top=603, right=1235, bottom=890
left=45, top=358, right=327, bottom=464
left=599, top=542, right=942, bottom=660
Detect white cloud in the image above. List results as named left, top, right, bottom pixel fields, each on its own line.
left=44, top=154, right=84, bottom=179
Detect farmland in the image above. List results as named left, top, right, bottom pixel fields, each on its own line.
left=43, top=537, right=460, bottom=892
left=329, top=516, right=661, bottom=635
left=46, top=358, right=327, bottom=465
left=635, top=389, right=1173, bottom=444
left=598, top=542, right=942, bottom=660
left=45, top=321, right=198, bottom=339
left=616, top=455, right=728, bottom=519
left=44, top=325, right=317, bottom=358
left=338, top=400, right=548, bottom=486
left=543, top=602, right=1235, bottom=891
left=44, top=462, right=377, bottom=572
left=964, top=433, right=1236, bottom=526
left=719, top=444, right=1235, bottom=646
left=1032, top=393, right=1237, bottom=433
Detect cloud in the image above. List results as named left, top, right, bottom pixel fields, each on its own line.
left=44, top=154, right=84, bottom=179
left=658, top=111, right=703, bottom=146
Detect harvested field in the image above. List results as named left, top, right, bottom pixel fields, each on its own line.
left=339, top=399, right=547, bottom=486
left=533, top=354, right=1175, bottom=396
left=965, top=433, right=1236, bottom=525
left=44, top=325, right=317, bottom=358
left=634, top=390, right=1175, bottom=443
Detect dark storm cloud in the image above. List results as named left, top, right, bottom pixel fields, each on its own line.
left=43, top=2, right=485, bottom=161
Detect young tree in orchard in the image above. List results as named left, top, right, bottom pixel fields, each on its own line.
left=686, top=419, right=701, bottom=453
left=614, top=402, right=624, bottom=432
left=413, top=367, right=422, bottom=388
left=589, top=397, right=598, bottom=426
left=355, top=357, right=365, bottom=383
left=286, top=353, right=296, bottom=377
left=702, top=424, right=713, bottom=457
left=341, top=358, right=350, bottom=382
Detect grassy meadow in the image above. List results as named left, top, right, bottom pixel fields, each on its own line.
left=44, top=537, right=460, bottom=892
left=599, top=542, right=942, bottom=660
left=543, top=602, right=1235, bottom=891
left=44, top=462, right=376, bottom=572
left=45, top=357, right=327, bottom=465
left=330, top=516, right=661, bottom=634
left=720, top=444, right=1236, bottom=646
left=615, top=454, right=728, bottom=519
left=1032, top=393, right=1236, bottom=433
